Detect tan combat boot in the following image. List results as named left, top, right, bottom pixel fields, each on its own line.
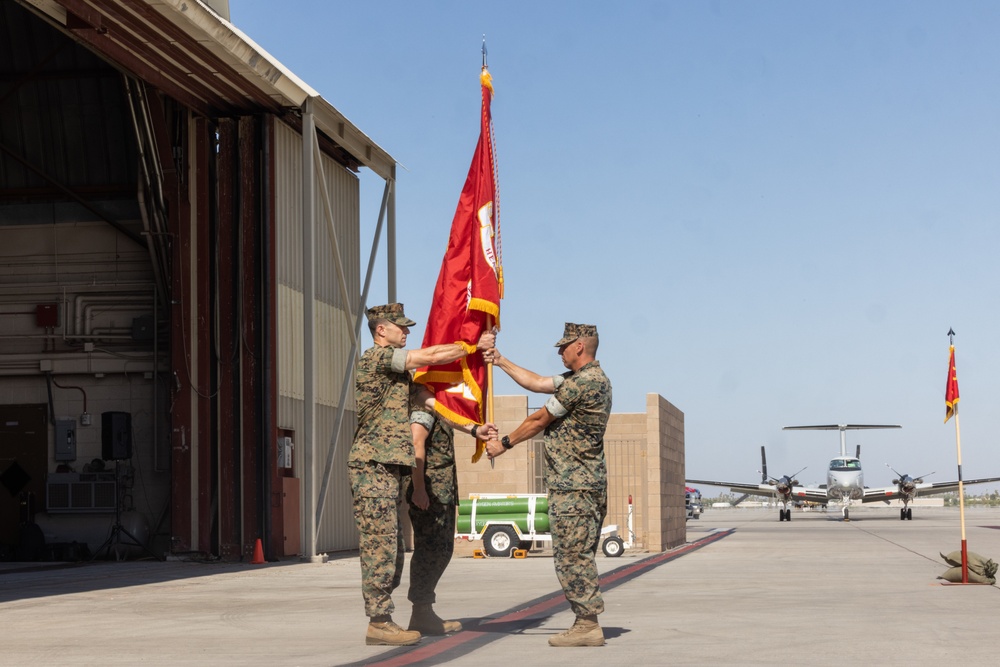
left=547, top=615, right=605, bottom=647
left=366, top=615, right=421, bottom=646
left=407, top=603, right=463, bottom=635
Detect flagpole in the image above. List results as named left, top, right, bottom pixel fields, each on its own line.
left=945, top=328, right=968, bottom=583
left=486, top=314, right=495, bottom=469
left=483, top=36, right=498, bottom=468
left=955, top=408, right=967, bottom=583
left=487, top=360, right=494, bottom=425
left=486, top=316, right=495, bottom=424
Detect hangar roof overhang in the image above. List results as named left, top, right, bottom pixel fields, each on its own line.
left=19, top=0, right=396, bottom=180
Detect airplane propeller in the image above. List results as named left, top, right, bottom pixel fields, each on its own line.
left=759, top=446, right=806, bottom=522
left=885, top=464, right=934, bottom=521
left=886, top=463, right=933, bottom=488
left=758, top=447, right=806, bottom=490
left=767, top=468, right=807, bottom=491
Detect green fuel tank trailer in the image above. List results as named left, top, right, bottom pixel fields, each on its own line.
left=456, top=512, right=550, bottom=534
left=458, top=497, right=549, bottom=515
left=456, top=493, right=628, bottom=558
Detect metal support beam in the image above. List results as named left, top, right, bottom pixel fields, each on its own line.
left=312, top=139, right=359, bottom=352
left=315, top=175, right=392, bottom=530
left=387, top=163, right=397, bottom=302
left=300, top=98, right=320, bottom=561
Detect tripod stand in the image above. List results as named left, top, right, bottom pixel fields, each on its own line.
left=91, top=461, right=161, bottom=561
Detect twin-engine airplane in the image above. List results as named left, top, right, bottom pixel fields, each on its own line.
left=688, top=424, right=1000, bottom=522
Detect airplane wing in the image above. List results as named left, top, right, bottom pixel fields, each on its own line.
left=791, top=486, right=831, bottom=503
left=782, top=425, right=901, bottom=461
left=685, top=479, right=775, bottom=498
left=861, top=487, right=902, bottom=503
left=686, top=479, right=828, bottom=503
left=862, top=476, right=1000, bottom=503
left=782, top=424, right=902, bottom=431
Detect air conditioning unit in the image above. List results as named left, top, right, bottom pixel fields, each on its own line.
left=46, top=473, right=116, bottom=513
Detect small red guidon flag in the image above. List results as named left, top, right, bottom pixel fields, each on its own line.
left=944, top=345, right=959, bottom=423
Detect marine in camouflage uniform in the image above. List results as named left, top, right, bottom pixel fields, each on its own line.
left=349, top=307, right=418, bottom=636
left=349, top=302, right=495, bottom=646
left=545, top=355, right=611, bottom=620
left=484, top=322, right=612, bottom=647
left=405, top=409, right=462, bottom=634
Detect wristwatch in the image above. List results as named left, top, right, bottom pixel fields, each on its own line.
left=501, top=435, right=513, bottom=450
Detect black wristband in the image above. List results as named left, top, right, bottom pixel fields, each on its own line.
left=501, top=435, right=513, bottom=450
left=471, top=424, right=479, bottom=439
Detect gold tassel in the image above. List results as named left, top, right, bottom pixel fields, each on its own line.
left=471, top=440, right=486, bottom=463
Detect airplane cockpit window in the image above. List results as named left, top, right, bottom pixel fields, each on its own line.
left=830, top=459, right=860, bottom=471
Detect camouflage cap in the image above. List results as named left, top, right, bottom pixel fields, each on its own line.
left=554, top=322, right=598, bottom=347
left=366, top=302, right=416, bottom=327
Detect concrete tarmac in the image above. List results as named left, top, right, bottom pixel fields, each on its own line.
left=2, top=505, right=1000, bottom=666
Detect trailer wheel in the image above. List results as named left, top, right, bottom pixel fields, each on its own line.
left=483, top=525, right=518, bottom=558
left=602, top=536, right=625, bottom=557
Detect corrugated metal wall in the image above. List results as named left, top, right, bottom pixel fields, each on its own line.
left=273, top=120, right=360, bottom=553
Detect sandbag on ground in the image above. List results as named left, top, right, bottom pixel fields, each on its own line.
left=938, top=550, right=997, bottom=584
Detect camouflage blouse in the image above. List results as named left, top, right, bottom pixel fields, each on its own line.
left=349, top=344, right=415, bottom=467
left=542, top=360, right=612, bottom=491
left=410, top=410, right=458, bottom=505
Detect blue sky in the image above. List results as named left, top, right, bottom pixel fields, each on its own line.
left=232, top=1, right=1000, bottom=493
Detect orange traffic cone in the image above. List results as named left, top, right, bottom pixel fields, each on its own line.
left=250, top=538, right=265, bottom=564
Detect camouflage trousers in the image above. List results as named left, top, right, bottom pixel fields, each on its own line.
left=406, top=496, right=456, bottom=605
left=348, top=461, right=409, bottom=618
left=549, top=488, right=608, bottom=617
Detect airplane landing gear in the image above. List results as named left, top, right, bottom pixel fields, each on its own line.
left=779, top=509, right=791, bottom=521
left=842, top=507, right=850, bottom=521
left=900, top=507, right=913, bottom=520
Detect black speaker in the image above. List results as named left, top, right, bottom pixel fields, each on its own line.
left=102, top=411, right=132, bottom=460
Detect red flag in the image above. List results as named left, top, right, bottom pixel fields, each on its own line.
left=413, top=68, right=502, bottom=434
left=945, top=345, right=959, bottom=423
